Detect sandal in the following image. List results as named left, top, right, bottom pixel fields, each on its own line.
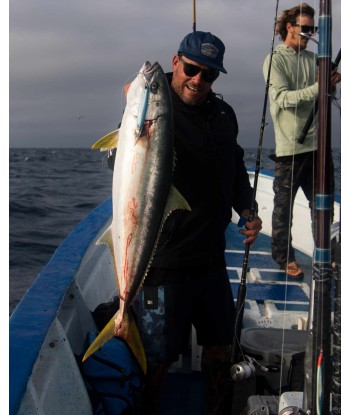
left=284, top=261, right=304, bottom=279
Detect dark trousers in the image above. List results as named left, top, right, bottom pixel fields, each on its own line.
left=271, top=151, right=335, bottom=268
left=271, top=154, right=316, bottom=267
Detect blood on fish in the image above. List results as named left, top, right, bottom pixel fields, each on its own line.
left=122, top=234, right=133, bottom=295
left=115, top=321, right=123, bottom=335
left=128, top=206, right=138, bottom=226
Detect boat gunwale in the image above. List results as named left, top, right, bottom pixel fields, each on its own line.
left=9, top=197, right=112, bottom=415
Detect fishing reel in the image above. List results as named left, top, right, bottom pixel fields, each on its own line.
left=279, top=407, right=308, bottom=415
left=230, top=355, right=269, bottom=382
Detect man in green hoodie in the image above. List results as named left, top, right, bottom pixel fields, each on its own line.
left=263, top=3, right=340, bottom=277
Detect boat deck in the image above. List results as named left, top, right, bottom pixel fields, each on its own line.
left=156, top=223, right=312, bottom=414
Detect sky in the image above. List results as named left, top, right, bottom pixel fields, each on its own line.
left=9, top=0, right=342, bottom=149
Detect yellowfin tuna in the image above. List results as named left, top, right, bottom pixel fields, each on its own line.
left=83, top=62, right=190, bottom=374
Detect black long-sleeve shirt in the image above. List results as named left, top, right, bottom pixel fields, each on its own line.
left=152, top=74, right=254, bottom=269
left=109, top=74, right=255, bottom=270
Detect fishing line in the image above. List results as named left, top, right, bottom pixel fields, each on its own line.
left=297, top=49, right=341, bottom=145
left=228, top=2, right=282, bottom=407
left=270, top=1, right=308, bottom=394
left=288, top=0, right=319, bottom=261
left=286, top=4, right=322, bottom=410
left=96, top=69, right=145, bottom=164
left=229, top=0, right=280, bottom=375
left=119, top=70, right=140, bottom=106
left=278, top=0, right=320, bottom=392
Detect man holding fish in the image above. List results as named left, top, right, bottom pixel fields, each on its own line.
left=89, top=31, right=262, bottom=414
left=140, top=31, right=262, bottom=415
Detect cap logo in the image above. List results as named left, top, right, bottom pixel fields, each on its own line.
left=200, top=43, right=218, bottom=59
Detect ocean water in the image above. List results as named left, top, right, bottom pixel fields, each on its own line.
left=9, top=147, right=341, bottom=315
left=9, top=148, right=113, bottom=314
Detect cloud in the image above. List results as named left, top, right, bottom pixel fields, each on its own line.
left=10, top=0, right=341, bottom=148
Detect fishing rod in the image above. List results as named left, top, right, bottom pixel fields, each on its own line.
left=332, top=255, right=341, bottom=415
left=193, top=0, right=196, bottom=32
left=228, top=0, right=280, bottom=399
left=303, top=1, right=334, bottom=413
left=298, top=48, right=341, bottom=144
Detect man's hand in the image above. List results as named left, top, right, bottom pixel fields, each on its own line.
left=331, top=69, right=341, bottom=91
left=239, top=209, right=262, bottom=247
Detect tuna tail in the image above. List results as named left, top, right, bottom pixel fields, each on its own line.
left=82, top=312, right=116, bottom=363
left=91, top=129, right=119, bottom=151
left=123, top=311, right=147, bottom=375
left=84, top=223, right=147, bottom=374
left=82, top=308, right=147, bottom=375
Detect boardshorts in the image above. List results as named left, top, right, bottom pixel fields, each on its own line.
left=133, top=266, right=235, bottom=364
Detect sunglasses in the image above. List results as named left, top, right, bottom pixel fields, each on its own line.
left=293, top=24, right=318, bottom=35
left=178, top=55, right=219, bottom=83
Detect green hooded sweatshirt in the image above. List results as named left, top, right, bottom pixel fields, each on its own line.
left=263, top=43, right=318, bottom=157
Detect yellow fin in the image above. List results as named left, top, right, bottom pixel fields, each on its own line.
left=163, top=185, right=191, bottom=218
left=126, top=314, right=147, bottom=375
left=82, top=309, right=147, bottom=375
left=82, top=314, right=116, bottom=362
left=91, top=129, right=119, bottom=151
left=96, top=225, right=113, bottom=251
left=96, top=225, right=120, bottom=289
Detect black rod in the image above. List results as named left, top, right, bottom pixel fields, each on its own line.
left=192, top=0, right=196, bottom=32
left=230, top=0, right=280, bottom=370
left=297, top=48, right=340, bottom=144
left=303, top=1, right=333, bottom=413
left=332, top=262, right=341, bottom=414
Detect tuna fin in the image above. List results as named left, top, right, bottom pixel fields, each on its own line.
left=82, top=309, right=147, bottom=375
left=96, top=226, right=120, bottom=292
left=82, top=313, right=116, bottom=363
left=96, top=225, right=113, bottom=251
left=125, top=312, right=147, bottom=375
left=92, top=129, right=119, bottom=151
left=164, top=185, right=191, bottom=217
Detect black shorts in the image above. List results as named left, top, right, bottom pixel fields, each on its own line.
left=134, top=267, right=235, bottom=364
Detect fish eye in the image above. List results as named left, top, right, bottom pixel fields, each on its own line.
left=150, top=81, right=159, bottom=92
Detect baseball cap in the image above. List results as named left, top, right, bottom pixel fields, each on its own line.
left=178, top=31, right=227, bottom=74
